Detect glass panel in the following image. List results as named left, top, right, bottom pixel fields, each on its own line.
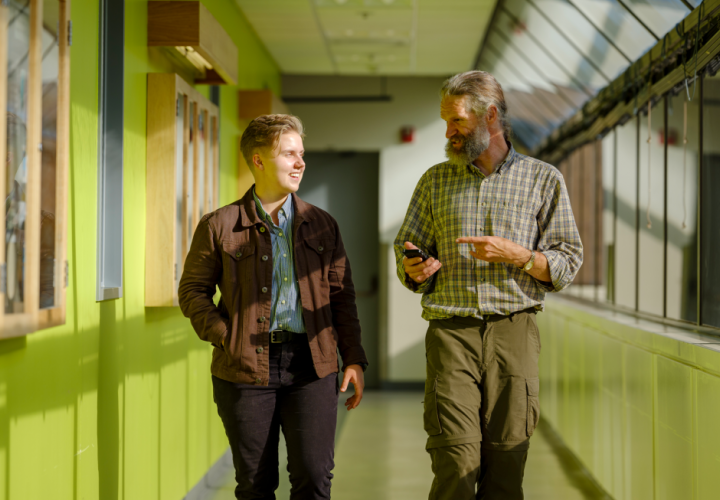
left=569, top=0, right=656, bottom=62
left=503, top=0, right=606, bottom=90
left=197, top=110, right=205, bottom=221
left=701, top=73, right=720, bottom=327
left=187, top=101, right=194, bottom=252
left=637, top=98, right=665, bottom=316
left=39, top=0, right=60, bottom=309
left=614, top=116, right=638, bottom=310
left=622, top=0, right=690, bottom=40
left=602, top=130, right=616, bottom=303
left=531, top=0, right=628, bottom=82
left=666, top=92, right=699, bottom=322
left=5, top=0, right=31, bottom=314
left=175, top=94, right=184, bottom=292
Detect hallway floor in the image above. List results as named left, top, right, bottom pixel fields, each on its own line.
left=207, top=391, right=608, bottom=500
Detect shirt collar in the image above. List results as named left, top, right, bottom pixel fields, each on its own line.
left=252, top=189, right=294, bottom=225
left=466, top=141, right=516, bottom=176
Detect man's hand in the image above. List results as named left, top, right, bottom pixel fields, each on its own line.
left=455, top=236, right=529, bottom=265
left=402, top=242, right=442, bottom=283
left=341, top=364, right=365, bottom=410
left=456, top=236, right=552, bottom=282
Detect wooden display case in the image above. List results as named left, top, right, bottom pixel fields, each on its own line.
left=148, top=1, right=238, bottom=86
left=1, top=0, right=71, bottom=338
left=146, top=73, right=219, bottom=307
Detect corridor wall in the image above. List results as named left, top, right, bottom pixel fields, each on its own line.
left=0, top=0, right=280, bottom=499
left=538, top=296, right=720, bottom=500
left=284, top=74, right=447, bottom=384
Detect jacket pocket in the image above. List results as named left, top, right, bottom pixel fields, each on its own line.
left=303, top=239, right=336, bottom=281
left=423, top=376, right=443, bottom=436
left=221, top=241, right=255, bottom=283
left=526, top=377, right=540, bottom=437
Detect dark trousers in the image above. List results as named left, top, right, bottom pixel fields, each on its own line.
left=212, top=337, right=338, bottom=500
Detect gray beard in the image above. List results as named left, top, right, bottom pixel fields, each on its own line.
left=445, top=126, right=491, bottom=165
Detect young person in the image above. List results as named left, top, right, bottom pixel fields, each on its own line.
left=179, top=114, right=368, bottom=500
left=395, top=71, right=583, bottom=499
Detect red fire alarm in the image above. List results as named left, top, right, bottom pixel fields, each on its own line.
left=400, top=126, right=415, bottom=143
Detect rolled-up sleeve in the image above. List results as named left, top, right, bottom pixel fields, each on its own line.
left=393, top=173, right=437, bottom=294
left=535, top=172, right=583, bottom=292
left=178, top=215, right=228, bottom=347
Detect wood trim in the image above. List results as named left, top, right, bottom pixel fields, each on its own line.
left=38, top=0, right=70, bottom=330
left=146, top=73, right=218, bottom=307
left=197, top=3, right=237, bottom=85
left=212, top=116, right=218, bottom=208
left=20, top=0, right=43, bottom=330
left=0, top=4, right=8, bottom=332
left=203, top=109, right=209, bottom=215
left=147, top=1, right=237, bottom=85
left=146, top=74, right=178, bottom=307
left=192, top=99, right=199, bottom=231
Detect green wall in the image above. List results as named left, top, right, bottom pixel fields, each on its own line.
left=538, top=296, right=720, bottom=500
left=0, top=1, right=280, bottom=498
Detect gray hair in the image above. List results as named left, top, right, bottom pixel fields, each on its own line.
left=440, top=71, right=511, bottom=140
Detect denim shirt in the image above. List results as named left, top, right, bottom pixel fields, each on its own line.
left=253, top=190, right=306, bottom=333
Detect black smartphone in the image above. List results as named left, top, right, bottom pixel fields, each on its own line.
left=402, top=248, right=429, bottom=261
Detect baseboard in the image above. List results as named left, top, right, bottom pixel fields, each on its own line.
left=183, top=447, right=234, bottom=500
left=379, top=380, right=424, bottom=391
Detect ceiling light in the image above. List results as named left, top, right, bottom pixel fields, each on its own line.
left=386, top=29, right=395, bottom=36
left=345, top=29, right=354, bottom=36
left=336, top=0, right=348, bottom=4
left=382, top=0, right=394, bottom=4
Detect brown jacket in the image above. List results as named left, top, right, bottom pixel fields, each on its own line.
left=178, top=187, right=367, bottom=385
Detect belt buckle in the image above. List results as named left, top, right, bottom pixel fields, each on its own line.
left=270, top=330, right=282, bottom=343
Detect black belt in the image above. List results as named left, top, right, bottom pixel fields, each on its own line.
left=270, top=330, right=298, bottom=343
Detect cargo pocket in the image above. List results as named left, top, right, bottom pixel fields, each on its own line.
left=423, top=376, right=443, bottom=436
left=526, top=377, right=540, bottom=437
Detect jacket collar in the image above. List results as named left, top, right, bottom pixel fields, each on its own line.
left=239, top=185, right=316, bottom=227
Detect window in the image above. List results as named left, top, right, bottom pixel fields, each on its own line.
left=701, top=72, right=720, bottom=327
left=637, top=97, right=665, bottom=316
left=2, top=0, right=70, bottom=336
left=146, top=74, right=219, bottom=307
left=666, top=91, right=699, bottom=322
left=601, top=130, right=616, bottom=304
left=614, top=116, right=638, bottom=311
left=96, top=0, right=124, bottom=301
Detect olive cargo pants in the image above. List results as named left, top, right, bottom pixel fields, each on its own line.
left=423, top=311, right=541, bottom=500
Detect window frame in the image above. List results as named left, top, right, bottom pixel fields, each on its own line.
left=145, top=73, right=219, bottom=307
left=0, top=0, right=71, bottom=338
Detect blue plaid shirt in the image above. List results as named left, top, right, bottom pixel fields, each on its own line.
left=253, top=190, right=306, bottom=333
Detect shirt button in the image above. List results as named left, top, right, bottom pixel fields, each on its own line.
left=282, top=300, right=286, bottom=304
left=256, top=347, right=264, bottom=353
left=318, top=246, right=324, bottom=252
left=278, top=324, right=282, bottom=328
left=258, top=316, right=266, bottom=323
left=260, top=227, right=266, bottom=233
left=255, top=378, right=262, bottom=384
left=279, top=232, right=283, bottom=237
left=479, top=227, right=484, bottom=232
left=284, top=277, right=288, bottom=281
left=235, top=252, right=242, bottom=258
left=262, top=255, right=269, bottom=261
left=283, top=253, right=287, bottom=258
left=481, top=202, right=486, bottom=207
left=261, top=287, right=268, bottom=293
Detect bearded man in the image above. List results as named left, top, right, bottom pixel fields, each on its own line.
left=394, top=71, right=583, bottom=499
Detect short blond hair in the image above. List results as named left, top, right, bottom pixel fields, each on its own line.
left=240, top=114, right=305, bottom=169
left=441, top=71, right=511, bottom=139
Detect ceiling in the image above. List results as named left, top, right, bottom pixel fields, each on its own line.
left=235, top=0, right=497, bottom=75
left=476, top=0, right=697, bottom=149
